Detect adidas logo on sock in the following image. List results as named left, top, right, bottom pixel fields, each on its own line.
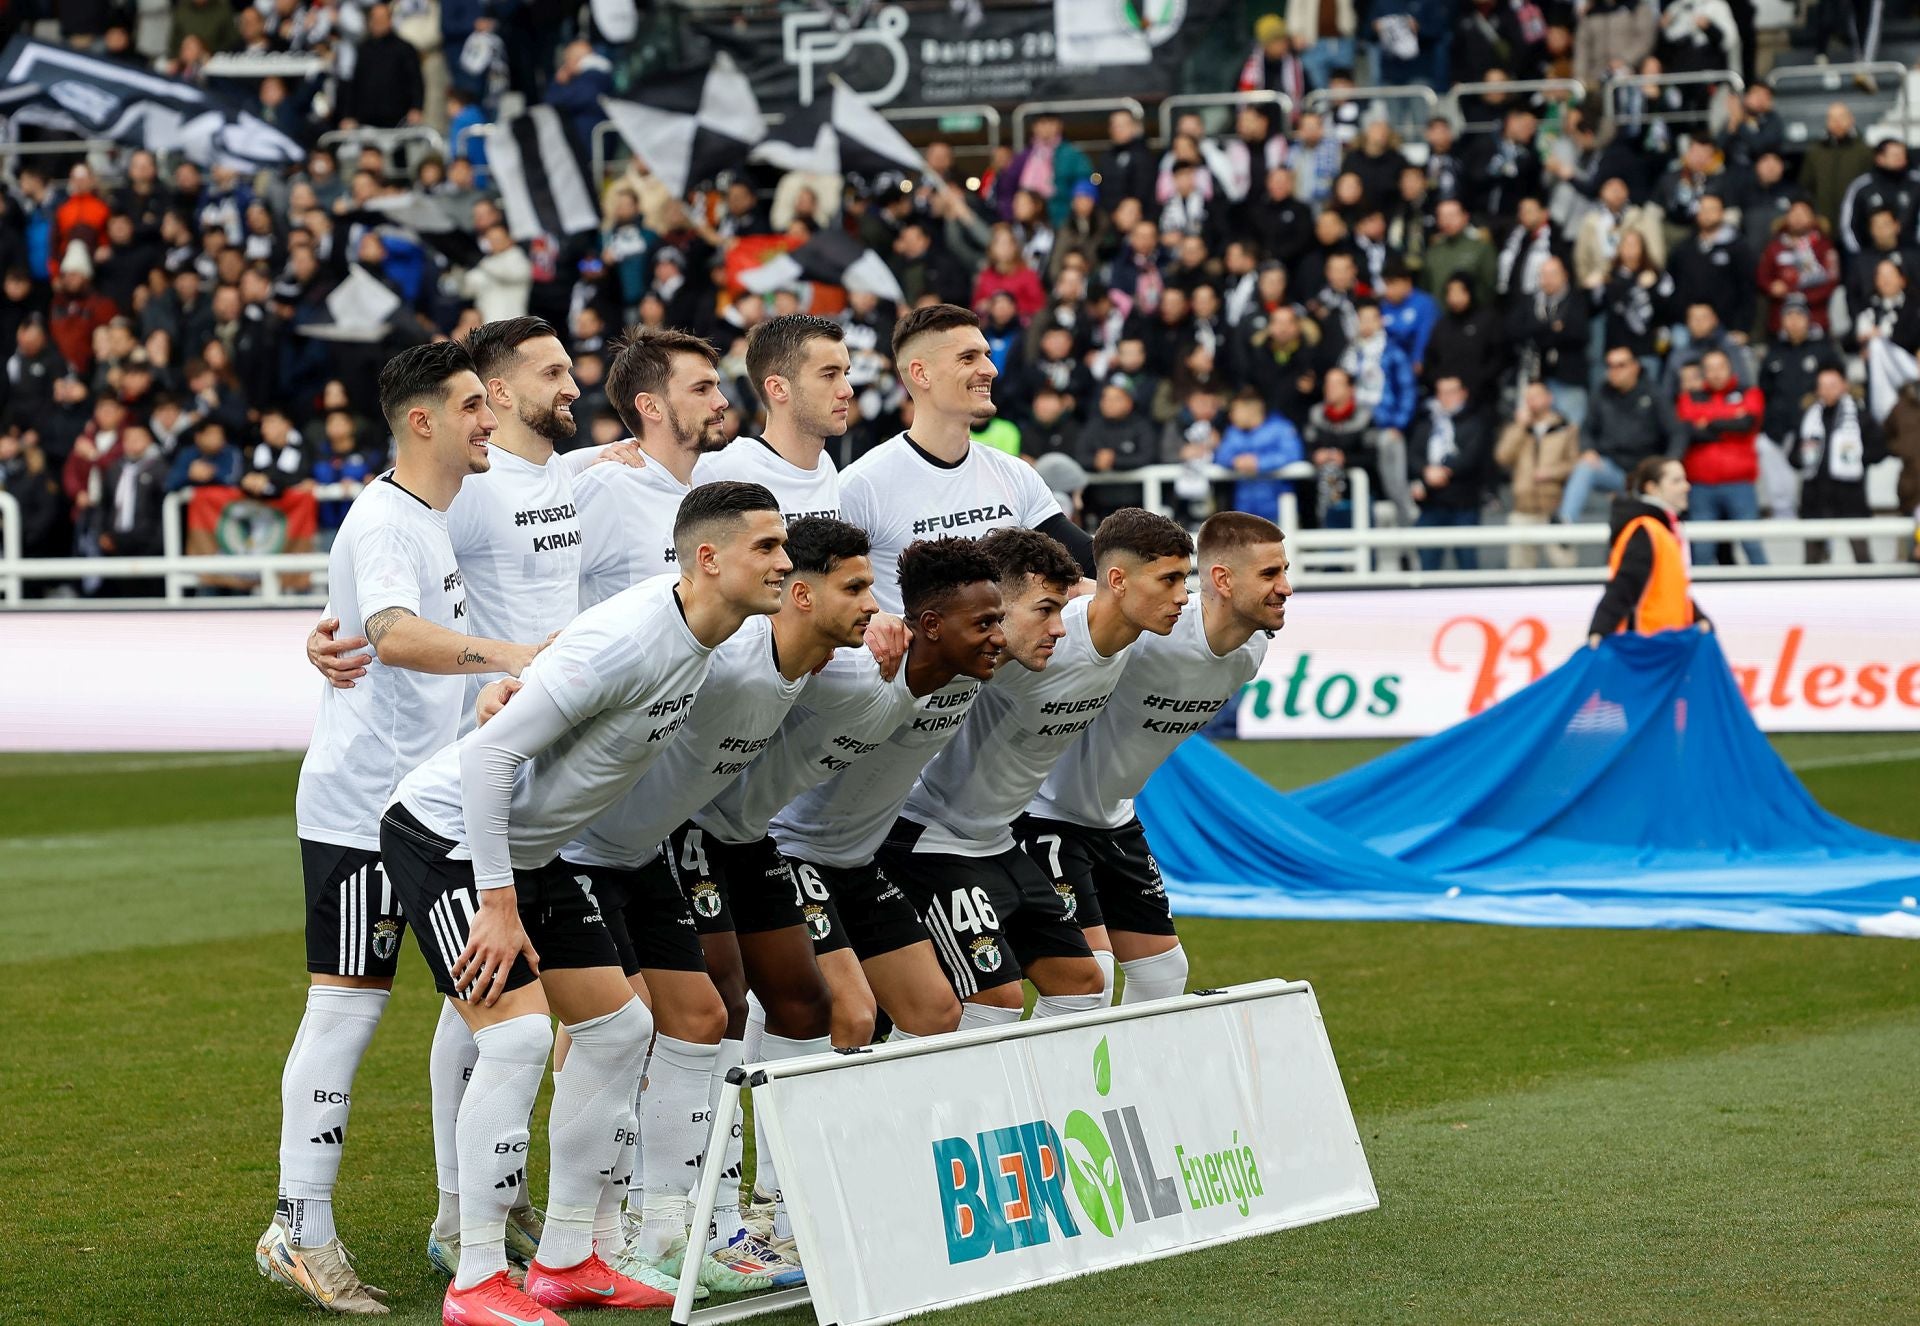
left=495, top=1167, right=525, bottom=1191
left=309, top=1127, right=346, bottom=1145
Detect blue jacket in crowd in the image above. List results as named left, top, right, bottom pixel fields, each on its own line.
left=1215, top=416, right=1303, bottom=522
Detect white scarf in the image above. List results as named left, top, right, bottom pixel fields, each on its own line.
left=1424, top=397, right=1459, bottom=467
left=1799, top=395, right=1866, bottom=481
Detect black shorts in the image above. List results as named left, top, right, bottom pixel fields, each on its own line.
left=877, top=819, right=1091, bottom=996
left=380, top=805, right=622, bottom=1000
left=788, top=857, right=925, bottom=960
left=777, top=854, right=853, bottom=956
left=301, top=839, right=407, bottom=979
left=704, top=833, right=810, bottom=937
left=661, top=823, right=734, bottom=937
left=1015, top=815, right=1176, bottom=937
left=560, top=858, right=706, bottom=977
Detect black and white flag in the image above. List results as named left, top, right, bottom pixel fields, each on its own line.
left=741, top=227, right=905, bottom=305
left=0, top=37, right=303, bottom=170
left=750, top=79, right=927, bottom=181
left=600, top=52, right=765, bottom=199
left=489, top=103, right=600, bottom=243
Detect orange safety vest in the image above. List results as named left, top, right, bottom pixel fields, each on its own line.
left=1606, top=514, right=1696, bottom=634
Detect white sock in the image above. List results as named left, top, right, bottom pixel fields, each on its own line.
left=957, top=1001, right=1022, bottom=1032
left=429, top=999, right=478, bottom=1238
left=434, top=1190, right=460, bottom=1245
left=742, top=990, right=767, bottom=1065
left=540, top=1000, right=653, bottom=1272
left=454, top=1014, right=552, bottom=1290
left=1091, top=950, right=1117, bottom=1004
left=638, top=1035, right=718, bottom=1256
left=887, top=1027, right=919, bottom=1043
left=598, top=1080, right=637, bottom=1256
left=277, top=986, right=387, bottom=1248
left=1033, top=991, right=1107, bottom=1019
left=753, top=1032, right=830, bottom=1240
left=705, top=1038, right=747, bottom=1252
left=623, top=1071, right=645, bottom=1216
left=1119, top=944, right=1190, bottom=1004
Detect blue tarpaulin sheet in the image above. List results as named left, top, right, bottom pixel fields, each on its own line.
left=1136, top=633, right=1920, bottom=936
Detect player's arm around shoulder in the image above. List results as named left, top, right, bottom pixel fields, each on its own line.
left=363, top=605, right=547, bottom=677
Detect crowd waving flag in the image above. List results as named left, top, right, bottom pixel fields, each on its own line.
left=740, top=227, right=906, bottom=305
left=488, top=103, right=600, bottom=243
left=600, top=52, right=766, bottom=199
left=749, top=78, right=928, bottom=180
left=0, top=37, right=303, bottom=170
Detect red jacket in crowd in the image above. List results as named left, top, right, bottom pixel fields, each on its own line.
left=1674, top=382, right=1765, bottom=486
left=50, top=285, right=119, bottom=374
left=54, top=192, right=112, bottom=274
left=1755, top=230, right=1840, bottom=333
left=971, top=265, right=1047, bottom=322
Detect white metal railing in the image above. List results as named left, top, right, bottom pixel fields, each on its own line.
left=1602, top=69, right=1744, bottom=136
left=884, top=103, right=1001, bottom=157
left=1447, top=79, right=1588, bottom=134
left=5, top=487, right=1912, bottom=605
left=1011, top=97, right=1145, bottom=149
left=1286, top=515, right=1916, bottom=585
left=318, top=126, right=447, bottom=178
left=1158, top=91, right=1292, bottom=145
left=0, top=489, right=20, bottom=603
left=1769, top=61, right=1914, bottom=145
left=1302, top=84, right=1439, bottom=136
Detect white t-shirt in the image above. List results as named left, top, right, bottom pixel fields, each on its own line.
left=1032, top=607, right=1271, bottom=829
left=563, top=614, right=805, bottom=869
left=694, top=439, right=841, bottom=522
left=393, top=573, right=712, bottom=882
left=770, top=675, right=981, bottom=869
left=297, top=475, right=468, bottom=850
left=901, top=596, right=1134, bottom=855
left=572, top=457, right=687, bottom=610
left=839, top=432, right=1061, bottom=613
left=696, top=646, right=917, bottom=844
left=447, top=444, right=582, bottom=724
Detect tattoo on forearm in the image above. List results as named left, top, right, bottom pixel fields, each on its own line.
left=364, top=606, right=414, bottom=649
left=457, top=648, right=488, bottom=667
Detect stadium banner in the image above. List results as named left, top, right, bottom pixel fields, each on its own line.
left=745, top=981, right=1376, bottom=1326
left=1238, top=580, right=1920, bottom=738
left=680, top=0, right=1231, bottom=111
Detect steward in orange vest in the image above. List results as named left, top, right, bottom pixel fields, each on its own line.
left=1588, top=458, right=1710, bottom=641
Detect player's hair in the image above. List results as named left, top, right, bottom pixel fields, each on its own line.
left=784, top=516, right=870, bottom=578
left=377, top=340, right=476, bottom=433
left=1196, top=511, right=1285, bottom=562
left=463, top=315, right=560, bottom=383
left=898, top=536, right=1000, bottom=618
left=1630, top=455, right=1679, bottom=496
left=672, top=480, right=781, bottom=566
left=1092, top=507, right=1194, bottom=568
left=745, top=314, right=845, bottom=406
left=890, top=302, right=979, bottom=363
left=978, top=526, right=1080, bottom=593
left=607, top=326, right=721, bottom=438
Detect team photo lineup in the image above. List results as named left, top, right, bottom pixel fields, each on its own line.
left=267, top=304, right=1290, bottom=1323
left=15, top=0, right=1920, bottom=1321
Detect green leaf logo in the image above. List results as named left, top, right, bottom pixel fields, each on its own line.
left=1093, top=1036, right=1112, bottom=1097
left=1062, top=1109, right=1125, bottom=1237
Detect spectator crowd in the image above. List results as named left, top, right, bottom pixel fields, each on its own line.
left=4, top=0, right=1920, bottom=597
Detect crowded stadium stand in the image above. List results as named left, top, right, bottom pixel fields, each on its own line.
left=3, top=0, right=1919, bottom=604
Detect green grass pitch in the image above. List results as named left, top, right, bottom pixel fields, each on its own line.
left=4, top=735, right=1918, bottom=1325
